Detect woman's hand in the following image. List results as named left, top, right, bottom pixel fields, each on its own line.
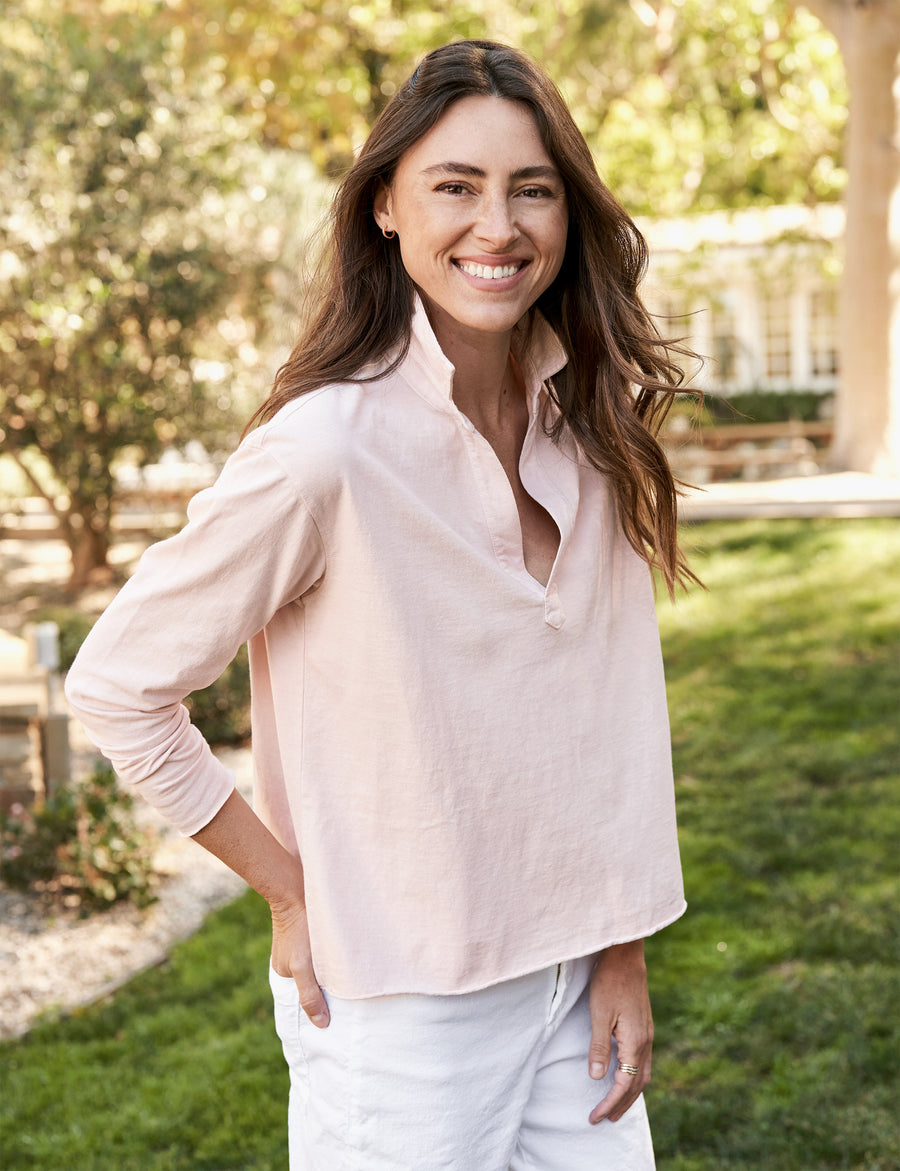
left=191, top=790, right=330, bottom=1028
left=270, top=894, right=330, bottom=1028
left=587, top=939, right=653, bottom=1125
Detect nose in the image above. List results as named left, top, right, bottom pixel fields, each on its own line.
left=473, top=194, right=518, bottom=248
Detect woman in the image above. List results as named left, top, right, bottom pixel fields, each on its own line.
left=66, top=39, right=694, bottom=1169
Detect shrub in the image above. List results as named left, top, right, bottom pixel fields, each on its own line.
left=0, top=765, right=158, bottom=912
left=704, top=389, right=833, bottom=425
left=31, top=606, right=96, bottom=671
left=185, top=644, right=252, bottom=745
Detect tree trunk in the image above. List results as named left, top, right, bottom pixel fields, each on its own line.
left=810, top=1, right=900, bottom=475
left=5, top=447, right=112, bottom=591
left=61, top=507, right=112, bottom=594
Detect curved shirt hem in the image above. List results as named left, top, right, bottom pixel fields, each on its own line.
left=315, top=898, right=688, bottom=1001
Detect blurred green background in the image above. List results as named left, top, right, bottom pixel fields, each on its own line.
left=3, top=4, right=899, bottom=1169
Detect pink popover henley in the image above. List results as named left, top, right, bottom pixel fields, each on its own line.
left=65, top=299, right=686, bottom=998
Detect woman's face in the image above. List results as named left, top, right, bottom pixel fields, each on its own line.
left=375, top=95, right=569, bottom=351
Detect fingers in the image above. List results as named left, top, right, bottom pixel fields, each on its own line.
left=589, top=1053, right=652, bottom=1125
left=587, top=940, right=653, bottom=1124
left=270, top=900, right=330, bottom=1029
left=292, top=964, right=330, bottom=1029
left=588, top=1027, right=612, bottom=1081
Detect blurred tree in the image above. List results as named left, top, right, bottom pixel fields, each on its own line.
left=0, top=0, right=859, bottom=600
left=805, top=0, right=900, bottom=475
left=565, top=0, right=846, bottom=216
left=0, top=2, right=299, bottom=590
left=160, top=0, right=846, bottom=215
left=155, top=0, right=489, bottom=176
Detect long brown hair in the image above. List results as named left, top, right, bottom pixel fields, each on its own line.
left=249, top=39, right=698, bottom=593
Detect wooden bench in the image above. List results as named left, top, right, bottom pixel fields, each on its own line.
left=661, top=420, right=834, bottom=483
left=2, top=484, right=213, bottom=541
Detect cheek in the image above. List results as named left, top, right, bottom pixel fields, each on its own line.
left=397, top=219, right=464, bottom=274
left=395, top=194, right=466, bottom=240
left=551, top=226, right=569, bottom=275
left=535, top=213, right=568, bottom=273
left=552, top=208, right=569, bottom=252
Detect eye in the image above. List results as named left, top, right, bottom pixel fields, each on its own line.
left=518, top=185, right=553, bottom=199
left=435, top=182, right=472, bottom=196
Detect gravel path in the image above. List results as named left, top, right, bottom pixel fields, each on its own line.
left=0, top=743, right=253, bottom=1041
left=0, top=534, right=257, bottom=1042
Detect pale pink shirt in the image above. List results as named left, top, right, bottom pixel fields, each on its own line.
left=65, top=299, right=685, bottom=998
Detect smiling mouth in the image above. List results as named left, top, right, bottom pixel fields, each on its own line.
left=454, top=260, right=526, bottom=280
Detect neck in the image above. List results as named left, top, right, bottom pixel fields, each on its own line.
left=451, top=339, right=515, bottom=430
left=423, top=303, right=521, bottom=432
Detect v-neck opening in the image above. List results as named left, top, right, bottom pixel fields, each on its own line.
left=457, top=402, right=567, bottom=602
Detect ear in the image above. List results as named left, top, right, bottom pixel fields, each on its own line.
left=373, top=181, right=393, bottom=234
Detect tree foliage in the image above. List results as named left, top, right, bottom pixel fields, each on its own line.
left=0, top=0, right=850, bottom=590
left=0, top=1, right=309, bottom=588
left=561, top=0, right=846, bottom=215
left=159, top=0, right=846, bottom=215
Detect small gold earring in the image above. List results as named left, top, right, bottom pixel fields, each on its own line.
left=382, top=227, right=396, bottom=239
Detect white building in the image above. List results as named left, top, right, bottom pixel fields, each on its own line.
left=638, top=204, right=843, bottom=397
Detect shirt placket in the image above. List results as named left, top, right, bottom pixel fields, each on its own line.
left=520, top=407, right=580, bottom=630
left=457, top=402, right=576, bottom=629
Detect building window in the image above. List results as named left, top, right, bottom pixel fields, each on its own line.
left=762, top=293, right=792, bottom=380
left=708, top=297, right=738, bottom=386
left=653, top=292, right=691, bottom=342
left=809, top=288, right=838, bottom=376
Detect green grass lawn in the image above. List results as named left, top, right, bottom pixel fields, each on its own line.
left=0, top=893, right=285, bottom=1170
left=649, top=518, right=900, bottom=1171
left=2, top=517, right=899, bottom=1170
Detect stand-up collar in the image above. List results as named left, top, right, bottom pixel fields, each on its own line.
left=400, top=293, right=569, bottom=412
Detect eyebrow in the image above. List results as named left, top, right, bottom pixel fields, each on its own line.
left=420, top=162, right=561, bottom=182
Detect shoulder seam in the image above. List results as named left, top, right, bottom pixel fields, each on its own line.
left=239, top=432, right=329, bottom=583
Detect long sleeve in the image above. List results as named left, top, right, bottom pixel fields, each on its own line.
left=64, top=432, right=326, bottom=836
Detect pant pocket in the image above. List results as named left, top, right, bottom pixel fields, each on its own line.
left=269, top=962, right=310, bottom=1105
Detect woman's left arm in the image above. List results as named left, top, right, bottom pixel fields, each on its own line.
left=586, top=938, right=654, bottom=1125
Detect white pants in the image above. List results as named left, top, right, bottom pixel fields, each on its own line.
left=270, top=955, right=656, bottom=1170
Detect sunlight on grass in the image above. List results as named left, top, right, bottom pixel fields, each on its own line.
left=1, top=893, right=286, bottom=1170
left=1, top=518, right=898, bottom=1169
left=649, top=518, right=900, bottom=1170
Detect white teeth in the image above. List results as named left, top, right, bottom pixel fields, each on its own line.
left=457, top=261, right=522, bottom=280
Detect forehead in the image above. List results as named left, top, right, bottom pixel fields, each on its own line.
left=395, top=95, right=555, bottom=176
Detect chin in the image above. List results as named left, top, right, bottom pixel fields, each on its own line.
left=452, top=300, right=529, bottom=331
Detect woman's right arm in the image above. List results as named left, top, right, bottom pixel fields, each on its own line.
left=65, top=430, right=330, bottom=1022
left=65, top=433, right=326, bottom=837
left=191, top=789, right=329, bottom=1027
